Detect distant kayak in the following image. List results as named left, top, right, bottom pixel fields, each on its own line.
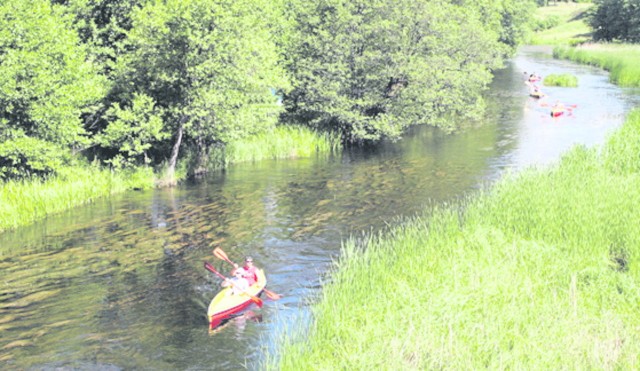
left=530, top=91, right=545, bottom=99
left=207, top=269, right=267, bottom=330
left=550, top=110, right=564, bottom=117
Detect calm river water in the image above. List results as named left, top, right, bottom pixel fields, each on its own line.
left=1, top=47, right=639, bottom=370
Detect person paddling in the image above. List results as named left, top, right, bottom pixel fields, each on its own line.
left=233, top=256, right=258, bottom=286
left=222, top=267, right=250, bottom=295
left=551, top=100, right=565, bottom=117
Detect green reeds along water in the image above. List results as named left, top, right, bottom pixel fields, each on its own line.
left=543, top=73, right=578, bottom=87
left=222, top=125, right=341, bottom=167
left=0, top=125, right=339, bottom=233
left=271, top=109, right=640, bottom=369
left=554, top=44, right=640, bottom=87
left=0, top=166, right=154, bottom=233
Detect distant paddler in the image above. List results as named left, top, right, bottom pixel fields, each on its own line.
left=550, top=100, right=565, bottom=117
left=529, top=86, right=545, bottom=99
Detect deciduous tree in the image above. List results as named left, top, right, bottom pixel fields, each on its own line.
left=0, top=0, right=106, bottom=179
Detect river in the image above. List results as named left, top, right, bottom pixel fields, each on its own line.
left=1, top=46, right=639, bottom=370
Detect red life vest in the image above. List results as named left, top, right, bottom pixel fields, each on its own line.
left=242, top=265, right=258, bottom=286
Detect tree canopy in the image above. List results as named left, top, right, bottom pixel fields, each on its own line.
left=282, top=0, right=531, bottom=143
left=0, top=0, right=106, bottom=179
left=589, top=0, right=640, bottom=42
left=0, top=0, right=534, bottom=180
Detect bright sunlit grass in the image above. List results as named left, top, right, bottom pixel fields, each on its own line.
left=223, top=125, right=341, bottom=167
left=554, top=44, right=640, bottom=87
left=0, top=166, right=154, bottom=232
left=1, top=125, right=341, bottom=232
left=529, top=3, right=592, bottom=45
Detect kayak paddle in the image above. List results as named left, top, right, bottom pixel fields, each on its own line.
left=213, top=247, right=282, bottom=301
left=203, top=261, right=263, bottom=308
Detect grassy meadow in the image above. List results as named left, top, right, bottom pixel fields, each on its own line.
left=272, top=109, right=640, bottom=370
left=0, top=126, right=339, bottom=233
left=528, top=3, right=592, bottom=46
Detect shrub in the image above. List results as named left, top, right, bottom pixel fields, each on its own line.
left=0, top=137, right=68, bottom=180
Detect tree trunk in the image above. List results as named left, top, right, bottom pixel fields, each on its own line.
left=194, top=137, right=209, bottom=176
left=166, top=120, right=185, bottom=186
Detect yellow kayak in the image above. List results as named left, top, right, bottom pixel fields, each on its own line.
left=207, top=269, right=266, bottom=329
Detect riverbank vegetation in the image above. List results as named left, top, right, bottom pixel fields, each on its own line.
left=0, top=0, right=534, bottom=232
left=271, top=2, right=640, bottom=368
left=272, top=108, right=640, bottom=371
left=543, top=73, right=579, bottom=87
left=535, top=1, right=640, bottom=87
left=0, top=166, right=153, bottom=232
left=554, top=45, right=640, bottom=87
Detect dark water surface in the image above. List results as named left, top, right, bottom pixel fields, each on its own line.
left=1, top=47, right=639, bottom=370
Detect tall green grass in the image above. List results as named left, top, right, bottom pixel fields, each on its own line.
left=543, top=73, right=578, bottom=87
left=271, top=110, right=640, bottom=369
left=554, top=44, right=640, bottom=87
left=0, top=125, right=340, bottom=233
left=0, top=166, right=154, bottom=232
left=220, top=125, right=341, bottom=169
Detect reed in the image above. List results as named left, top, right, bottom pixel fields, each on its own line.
left=271, top=110, right=640, bottom=369
left=223, top=125, right=341, bottom=167
left=0, top=166, right=154, bottom=232
left=554, top=44, right=640, bottom=87
left=1, top=125, right=340, bottom=232
left=543, top=73, right=578, bottom=87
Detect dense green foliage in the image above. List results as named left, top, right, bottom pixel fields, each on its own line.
left=0, top=0, right=534, bottom=228
left=108, top=0, right=288, bottom=179
left=589, top=0, right=640, bottom=42
left=272, top=108, right=640, bottom=370
left=0, top=0, right=106, bottom=179
left=1, top=0, right=534, bottom=178
left=283, top=0, right=532, bottom=143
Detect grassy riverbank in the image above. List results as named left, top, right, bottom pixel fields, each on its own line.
left=0, top=166, right=154, bottom=232
left=271, top=5, right=640, bottom=368
left=554, top=44, right=640, bottom=87
left=531, top=2, right=640, bottom=87
left=272, top=109, right=640, bottom=370
left=0, top=125, right=338, bottom=233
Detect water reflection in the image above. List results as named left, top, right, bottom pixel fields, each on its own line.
left=1, top=46, right=639, bottom=369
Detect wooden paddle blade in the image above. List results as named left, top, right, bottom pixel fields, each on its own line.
left=263, top=288, right=282, bottom=301
left=213, top=247, right=235, bottom=265
left=250, top=296, right=263, bottom=308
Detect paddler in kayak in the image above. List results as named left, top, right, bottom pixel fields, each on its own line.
left=221, top=267, right=249, bottom=295
left=529, top=86, right=545, bottom=99
left=232, top=256, right=258, bottom=286
left=551, top=100, right=565, bottom=117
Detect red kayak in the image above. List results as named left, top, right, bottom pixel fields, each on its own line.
left=551, top=110, right=563, bottom=117
left=207, top=269, right=266, bottom=329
